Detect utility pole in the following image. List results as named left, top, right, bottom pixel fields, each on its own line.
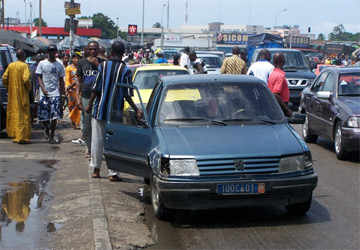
left=167, top=0, right=169, bottom=29
left=185, top=0, right=188, bottom=25
left=39, top=0, right=42, bottom=36
left=1, top=0, right=5, bottom=29
left=141, top=0, right=144, bottom=46
left=29, top=1, right=33, bottom=37
left=69, top=0, right=75, bottom=56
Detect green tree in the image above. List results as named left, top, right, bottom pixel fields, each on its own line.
left=79, top=13, right=126, bottom=39
left=317, top=33, right=326, bottom=41
left=152, top=22, right=161, bottom=28
left=33, top=18, right=47, bottom=27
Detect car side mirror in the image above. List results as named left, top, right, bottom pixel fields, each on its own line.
left=287, top=113, right=306, bottom=124
left=317, top=91, right=331, bottom=99
left=310, top=62, right=317, bottom=71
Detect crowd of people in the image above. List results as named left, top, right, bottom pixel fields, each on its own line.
left=2, top=41, right=359, bottom=180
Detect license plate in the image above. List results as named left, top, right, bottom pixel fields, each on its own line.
left=216, top=183, right=265, bottom=195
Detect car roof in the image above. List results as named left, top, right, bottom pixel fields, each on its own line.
left=160, top=74, right=264, bottom=86
left=254, top=48, right=303, bottom=53
left=322, top=66, right=360, bottom=74
left=135, top=64, right=189, bottom=72
left=196, top=53, right=221, bottom=57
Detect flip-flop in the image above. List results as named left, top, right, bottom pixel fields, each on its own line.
left=109, top=175, right=123, bottom=182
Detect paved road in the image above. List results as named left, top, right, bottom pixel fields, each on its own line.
left=143, top=124, right=360, bottom=249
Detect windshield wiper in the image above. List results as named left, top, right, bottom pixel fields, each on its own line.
left=164, top=117, right=227, bottom=126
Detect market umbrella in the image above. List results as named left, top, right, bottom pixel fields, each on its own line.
left=57, top=35, right=88, bottom=51
left=110, top=37, right=131, bottom=47
left=88, top=38, right=112, bottom=50
left=0, top=30, right=39, bottom=56
left=31, top=37, right=54, bottom=53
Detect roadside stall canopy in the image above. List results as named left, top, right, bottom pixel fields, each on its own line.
left=246, top=33, right=283, bottom=62
left=0, top=30, right=39, bottom=56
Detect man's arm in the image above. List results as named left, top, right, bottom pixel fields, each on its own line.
left=38, top=75, right=48, bottom=95
left=125, top=95, right=142, bottom=119
left=85, top=91, right=97, bottom=113
left=220, top=59, right=227, bottom=74
left=76, top=75, right=82, bottom=109
left=273, top=93, right=292, bottom=117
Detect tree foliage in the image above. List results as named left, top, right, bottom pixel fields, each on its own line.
left=153, top=22, right=161, bottom=28
left=33, top=18, right=47, bottom=27
left=317, top=33, right=326, bottom=41
left=328, top=24, right=360, bottom=41
left=79, top=13, right=126, bottom=39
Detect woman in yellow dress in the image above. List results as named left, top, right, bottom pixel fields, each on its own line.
left=65, top=54, right=81, bottom=129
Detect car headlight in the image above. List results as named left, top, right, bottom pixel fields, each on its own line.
left=279, top=152, right=312, bottom=173
left=169, top=159, right=200, bottom=176
left=347, top=116, right=360, bottom=128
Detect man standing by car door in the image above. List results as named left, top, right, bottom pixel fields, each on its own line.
left=85, top=41, right=142, bottom=181
left=76, top=41, right=103, bottom=158
left=268, top=52, right=292, bottom=117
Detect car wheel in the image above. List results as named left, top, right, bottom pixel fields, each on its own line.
left=143, top=177, right=150, bottom=185
left=285, top=193, right=312, bottom=215
left=150, top=173, right=170, bottom=220
left=334, top=121, right=349, bottom=160
left=302, top=115, right=318, bottom=143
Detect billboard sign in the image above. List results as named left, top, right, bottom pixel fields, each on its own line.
left=128, top=24, right=137, bottom=36
left=216, top=33, right=248, bottom=45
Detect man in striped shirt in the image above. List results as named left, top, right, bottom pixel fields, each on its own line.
left=86, top=41, right=141, bottom=181
left=220, top=46, right=247, bottom=74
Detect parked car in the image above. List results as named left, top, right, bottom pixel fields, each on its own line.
left=299, top=67, right=360, bottom=160
left=195, top=50, right=225, bottom=60
left=104, top=74, right=317, bottom=220
left=129, top=64, right=189, bottom=106
left=196, top=53, right=223, bottom=74
left=251, top=48, right=316, bottom=109
left=0, top=44, right=17, bottom=130
left=314, top=64, right=339, bottom=75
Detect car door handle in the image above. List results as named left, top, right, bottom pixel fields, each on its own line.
left=106, top=129, right=114, bottom=135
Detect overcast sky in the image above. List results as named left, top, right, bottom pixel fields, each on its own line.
left=5, top=0, right=360, bottom=38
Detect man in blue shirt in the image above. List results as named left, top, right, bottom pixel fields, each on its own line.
left=155, top=50, right=168, bottom=63
left=86, top=41, right=141, bottom=181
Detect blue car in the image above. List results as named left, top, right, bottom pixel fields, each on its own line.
left=104, top=74, right=318, bottom=220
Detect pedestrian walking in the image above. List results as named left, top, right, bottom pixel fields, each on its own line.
left=155, top=50, right=168, bottom=63
left=189, top=51, right=207, bottom=74
left=180, top=46, right=190, bottom=69
left=65, top=53, right=81, bottom=129
left=220, top=46, right=247, bottom=74
left=76, top=41, right=103, bottom=158
left=85, top=41, right=142, bottom=181
left=36, top=45, right=66, bottom=144
left=247, top=48, right=274, bottom=84
left=267, top=52, right=292, bottom=117
left=29, top=54, right=44, bottom=124
left=140, top=51, right=152, bottom=64
left=1, top=49, right=32, bottom=144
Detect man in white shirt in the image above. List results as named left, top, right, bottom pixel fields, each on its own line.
left=247, top=49, right=274, bottom=85
left=180, top=46, right=190, bottom=70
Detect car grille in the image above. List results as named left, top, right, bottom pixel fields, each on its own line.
left=287, top=79, right=309, bottom=86
left=197, top=157, right=280, bottom=176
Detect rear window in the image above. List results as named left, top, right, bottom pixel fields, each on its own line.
left=133, top=69, right=189, bottom=89
left=338, top=72, right=360, bottom=95
left=197, top=55, right=223, bottom=68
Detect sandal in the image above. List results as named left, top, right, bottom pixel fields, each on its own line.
left=91, top=168, right=100, bottom=178
left=109, top=175, right=123, bottom=182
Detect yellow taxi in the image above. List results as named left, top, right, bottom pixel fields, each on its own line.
left=130, top=64, right=190, bottom=106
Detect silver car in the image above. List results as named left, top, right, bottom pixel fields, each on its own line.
left=196, top=54, right=223, bottom=74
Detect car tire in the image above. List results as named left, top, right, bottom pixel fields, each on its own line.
left=150, top=173, right=170, bottom=220
left=285, top=193, right=312, bottom=215
left=143, top=177, right=150, bottom=185
left=0, top=104, right=6, bottom=131
left=334, top=121, right=349, bottom=160
left=302, top=115, right=318, bottom=143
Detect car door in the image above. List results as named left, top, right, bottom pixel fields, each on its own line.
left=307, top=71, right=328, bottom=133
left=315, top=72, right=336, bottom=139
left=104, top=83, right=152, bottom=178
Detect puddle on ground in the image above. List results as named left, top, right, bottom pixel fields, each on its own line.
left=0, top=161, right=58, bottom=249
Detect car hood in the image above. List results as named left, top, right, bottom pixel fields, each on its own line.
left=159, top=124, right=303, bottom=157
left=338, top=97, right=360, bottom=115
left=284, top=70, right=316, bottom=79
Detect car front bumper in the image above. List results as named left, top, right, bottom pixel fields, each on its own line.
left=156, top=173, right=318, bottom=210
left=342, top=127, right=360, bottom=152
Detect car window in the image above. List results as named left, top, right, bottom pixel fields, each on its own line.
left=109, top=85, right=144, bottom=127
left=338, top=72, right=360, bottom=95
left=133, top=70, right=189, bottom=89
left=311, top=72, right=328, bottom=93
left=157, top=81, right=284, bottom=125
left=322, top=73, right=334, bottom=92
left=197, top=56, right=223, bottom=68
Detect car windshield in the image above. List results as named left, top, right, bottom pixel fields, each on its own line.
left=133, top=70, right=189, bottom=89
left=338, top=72, right=360, bottom=96
left=272, top=52, right=309, bottom=70
left=197, top=55, right=223, bottom=68
left=158, top=81, right=284, bottom=125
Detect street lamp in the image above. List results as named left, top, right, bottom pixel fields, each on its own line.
left=160, top=3, right=165, bottom=49
left=275, top=9, right=287, bottom=27
left=116, top=17, right=119, bottom=38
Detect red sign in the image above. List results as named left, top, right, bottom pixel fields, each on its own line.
left=128, top=24, right=137, bottom=36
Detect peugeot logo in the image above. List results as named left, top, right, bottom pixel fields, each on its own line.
left=234, top=159, right=245, bottom=171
